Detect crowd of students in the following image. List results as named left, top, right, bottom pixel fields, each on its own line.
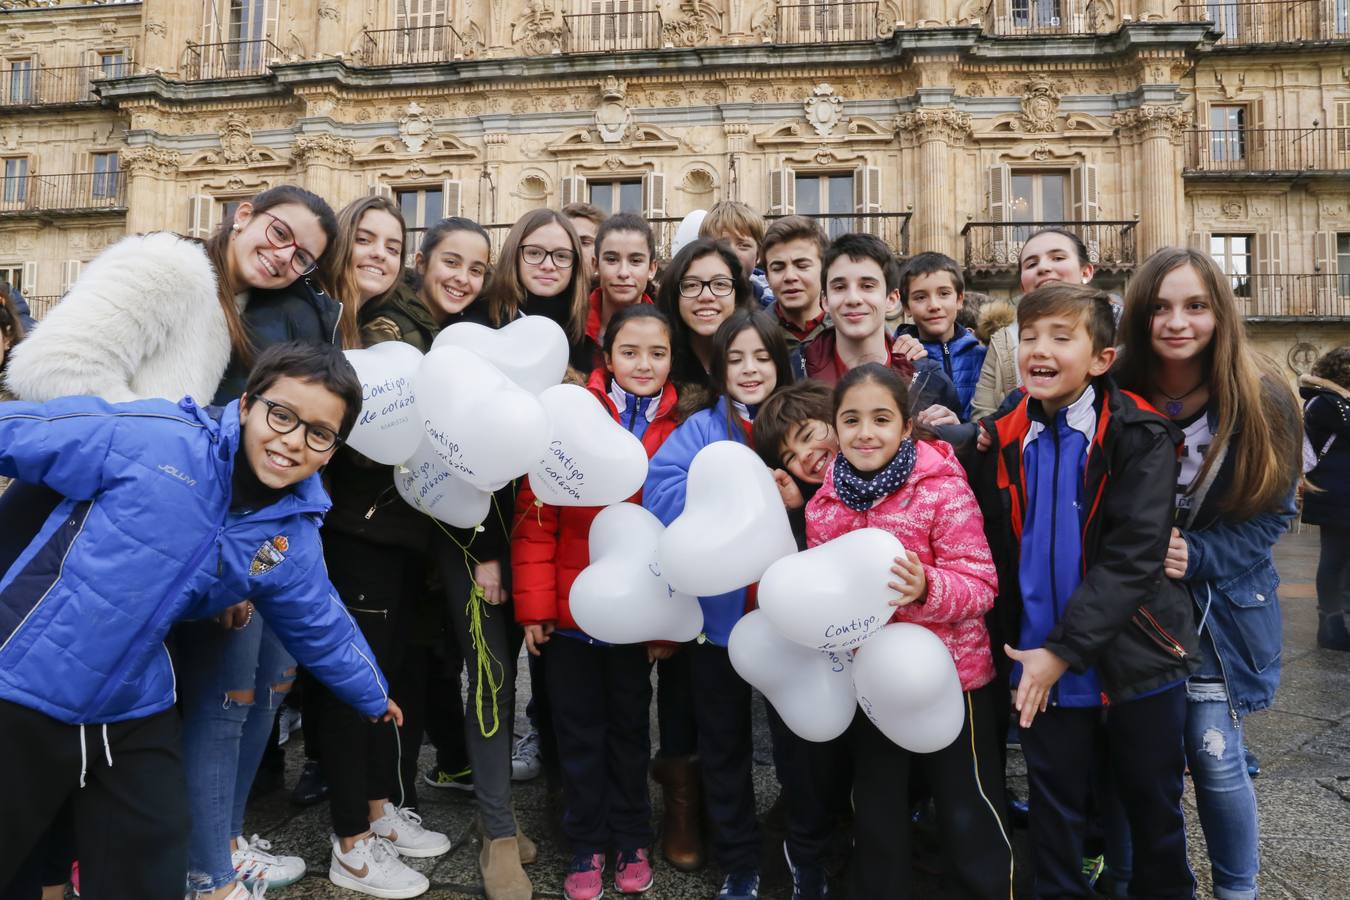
left=0, top=184, right=1335, bottom=900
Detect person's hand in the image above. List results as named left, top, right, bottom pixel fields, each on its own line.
left=916, top=405, right=959, bottom=428
left=474, top=560, right=507, bottom=606
left=216, top=600, right=253, bottom=630
left=886, top=551, right=927, bottom=606
left=892, top=333, right=928, bottom=361
left=976, top=423, right=993, bottom=453
left=524, top=622, right=555, bottom=656
left=647, top=644, right=677, bottom=663
left=1004, top=645, right=1069, bottom=728
left=374, top=698, right=404, bottom=726
left=1164, top=528, right=1189, bottom=580
left=772, top=468, right=805, bottom=510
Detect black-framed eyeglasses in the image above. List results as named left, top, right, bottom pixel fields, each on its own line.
left=261, top=212, right=319, bottom=276
left=519, top=244, right=576, bottom=269
left=257, top=397, right=342, bottom=452
left=678, top=277, right=736, bottom=298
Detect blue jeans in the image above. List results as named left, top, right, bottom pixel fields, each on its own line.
left=176, top=614, right=295, bottom=891
left=1184, top=680, right=1259, bottom=900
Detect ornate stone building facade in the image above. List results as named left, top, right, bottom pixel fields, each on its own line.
left=2, top=0, right=1347, bottom=370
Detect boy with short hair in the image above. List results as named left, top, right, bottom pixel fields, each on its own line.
left=761, top=216, right=829, bottom=355
left=975, top=283, right=1198, bottom=900
left=583, top=213, right=658, bottom=371
left=563, top=201, right=606, bottom=288
left=804, top=232, right=960, bottom=419
left=0, top=342, right=399, bottom=899
left=896, top=251, right=986, bottom=420
left=699, top=200, right=775, bottom=309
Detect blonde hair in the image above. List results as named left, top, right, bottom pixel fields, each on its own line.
left=320, top=197, right=406, bottom=349
left=699, top=200, right=766, bottom=245
left=480, top=208, right=588, bottom=342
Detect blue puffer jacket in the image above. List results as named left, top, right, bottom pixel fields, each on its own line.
left=643, top=397, right=752, bottom=647
left=896, top=325, right=987, bottom=421
left=0, top=394, right=389, bottom=725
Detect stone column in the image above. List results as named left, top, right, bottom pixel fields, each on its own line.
left=1113, top=105, right=1191, bottom=258
left=292, top=135, right=356, bottom=202
left=120, top=146, right=182, bottom=235
left=895, top=108, right=972, bottom=259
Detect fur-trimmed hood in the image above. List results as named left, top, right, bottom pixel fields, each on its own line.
left=4, top=232, right=225, bottom=405
left=975, top=299, right=1017, bottom=346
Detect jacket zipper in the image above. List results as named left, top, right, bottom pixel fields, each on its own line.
left=941, top=342, right=953, bottom=380
left=1132, top=606, right=1188, bottom=659
left=1047, top=424, right=1062, bottom=706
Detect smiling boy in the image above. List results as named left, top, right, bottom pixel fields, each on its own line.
left=762, top=216, right=829, bottom=355
left=0, top=343, right=398, bottom=898
left=896, top=252, right=986, bottom=420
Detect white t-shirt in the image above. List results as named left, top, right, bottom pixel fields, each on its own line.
left=1175, top=408, right=1215, bottom=514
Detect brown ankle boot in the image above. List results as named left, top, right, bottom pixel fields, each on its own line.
left=652, top=755, right=704, bottom=871
left=479, top=835, right=533, bottom=900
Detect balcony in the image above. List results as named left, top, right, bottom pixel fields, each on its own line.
left=360, top=24, right=464, bottom=65
left=1176, top=0, right=1349, bottom=46
left=181, top=39, right=281, bottom=80
left=1184, top=128, right=1350, bottom=177
left=0, top=63, right=132, bottom=107
left=25, top=295, right=61, bottom=322
left=0, top=171, right=127, bottom=217
left=961, top=220, right=1137, bottom=273
left=563, top=9, right=663, bottom=53
left=776, top=2, right=879, bottom=43
left=1233, top=273, right=1350, bottom=319
left=982, top=0, right=1094, bottom=36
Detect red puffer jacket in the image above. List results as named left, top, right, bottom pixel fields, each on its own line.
left=512, top=368, right=679, bottom=632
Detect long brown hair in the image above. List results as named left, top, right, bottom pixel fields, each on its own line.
left=480, top=208, right=587, bottom=341
left=320, top=196, right=406, bottom=348
left=203, top=184, right=339, bottom=367
left=1115, top=247, right=1300, bottom=519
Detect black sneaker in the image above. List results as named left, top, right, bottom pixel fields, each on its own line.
left=422, top=765, right=475, bottom=792
left=290, top=758, right=328, bottom=806
left=784, top=842, right=827, bottom=900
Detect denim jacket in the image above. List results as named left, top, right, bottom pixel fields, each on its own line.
left=1177, top=397, right=1297, bottom=717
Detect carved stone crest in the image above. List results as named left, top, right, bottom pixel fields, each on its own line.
left=219, top=115, right=260, bottom=164
left=662, top=0, right=715, bottom=46
left=1019, top=78, right=1061, bottom=133
left=803, top=84, right=843, bottom=138
left=595, top=77, right=632, bottom=144
left=399, top=102, right=434, bottom=154
left=513, top=0, right=565, bottom=55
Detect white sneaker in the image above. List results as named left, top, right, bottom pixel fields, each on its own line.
left=233, top=834, right=306, bottom=888
left=190, top=880, right=266, bottom=899
left=370, top=802, right=452, bottom=858
left=328, top=834, right=428, bottom=899
left=510, top=729, right=542, bottom=782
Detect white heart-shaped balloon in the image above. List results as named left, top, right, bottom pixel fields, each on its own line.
left=570, top=503, right=703, bottom=644
left=657, top=441, right=797, bottom=597
left=416, top=346, right=549, bottom=491
left=431, top=316, right=569, bottom=395
left=853, top=623, right=965, bottom=754
left=527, top=384, right=648, bottom=508
left=671, top=209, right=707, bottom=258
left=728, top=610, right=856, bottom=742
left=394, top=437, right=492, bottom=529
left=759, top=528, right=905, bottom=652
left=343, top=342, right=424, bottom=464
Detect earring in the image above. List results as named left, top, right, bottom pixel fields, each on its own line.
left=232, top=223, right=241, bottom=231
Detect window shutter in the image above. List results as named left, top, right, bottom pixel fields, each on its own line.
left=442, top=179, right=462, bottom=217
left=60, top=259, right=82, bottom=293
left=1336, top=101, right=1350, bottom=154
left=1254, top=233, right=1279, bottom=314
left=1315, top=231, right=1334, bottom=312
left=1071, top=164, right=1100, bottom=221
left=767, top=168, right=794, bottom=215
left=986, top=164, right=1013, bottom=264
left=21, top=261, right=37, bottom=296
left=188, top=194, right=214, bottom=239
left=1189, top=229, right=1209, bottom=251
left=559, top=175, right=587, bottom=207
left=368, top=180, right=393, bottom=200
left=853, top=165, right=881, bottom=234
left=642, top=171, right=666, bottom=218
left=201, top=0, right=222, bottom=45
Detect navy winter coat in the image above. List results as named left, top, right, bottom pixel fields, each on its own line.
left=895, top=324, right=987, bottom=420
left=0, top=394, right=389, bottom=725
left=213, top=278, right=342, bottom=405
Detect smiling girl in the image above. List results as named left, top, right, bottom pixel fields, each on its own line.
left=655, top=238, right=754, bottom=392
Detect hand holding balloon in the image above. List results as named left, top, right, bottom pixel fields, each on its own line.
left=1004, top=644, right=1069, bottom=729
left=887, top=551, right=927, bottom=607
left=474, top=560, right=507, bottom=606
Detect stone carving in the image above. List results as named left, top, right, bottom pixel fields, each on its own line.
left=1220, top=200, right=1243, bottom=219
left=750, top=2, right=777, bottom=42
left=145, top=21, right=167, bottom=37
left=895, top=107, right=973, bottom=144
left=1019, top=78, right=1062, bottom=133
left=1288, top=342, right=1319, bottom=375
left=219, top=115, right=261, bottom=164
left=399, top=101, right=435, bottom=153
left=292, top=134, right=355, bottom=163
left=318, top=4, right=340, bottom=20
left=513, top=0, right=565, bottom=55
left=595, top=77, right=633, bottom=143
left=662, top=0, right=715, bottom=46
left=803, top=84, right=844, bottom=137
left=1112, top=105, right=1193, bottom=141
left=120, top=146, right=181, bottom=175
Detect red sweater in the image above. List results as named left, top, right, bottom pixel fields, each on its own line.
left=583, top=288, right=655, bottom=372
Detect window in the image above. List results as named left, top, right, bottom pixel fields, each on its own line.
left=7, top=58, right=34, bottom=104
left=1336, top=0, right=1348, bottom=36
left=91, top=152, right=119, bottom=199
left=0, top=264, right=23, bottom=295
left=2, top=158, right=28, bottom=204
left=589, top=180, right=642, bottom=216
left=1210, top=234, right=1252, bottom=298
left=98, top=51, right=129, bottom=78
left=1338, top=233, right=1350, bottom=298
left=227, top=0, right=273, bottom=71
left=394, top=0, right=449, bottom=60
left=794, top=173, right=855, bottom=239
left=1009, top=170, right=1067, bottom=222
left=1013, top=0, right=1062, bottom=28
left=1205, top=0, right=1239, bottom=39
left=397, top=187, right=444, bottom=262
left=583, top=0, right=649, bottom=48
left=221, top=199, right=243, bottom=224
left=1208, top=106, right=1246, bottom=162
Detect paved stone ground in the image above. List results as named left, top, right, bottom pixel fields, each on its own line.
left=244, top=528, right=1350, bottom=899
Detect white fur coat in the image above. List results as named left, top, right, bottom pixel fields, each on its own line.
left=5, top=232, right=229, bottom=404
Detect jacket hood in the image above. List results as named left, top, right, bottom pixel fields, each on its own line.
left=975, top=300, right=1017, bottom=345
left=362, top=272, right=441, bottom=336
left=586, top=366, right=679, bottom=424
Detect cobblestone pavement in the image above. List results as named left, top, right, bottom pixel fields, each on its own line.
left=244, top=528, right=1350, bottom=899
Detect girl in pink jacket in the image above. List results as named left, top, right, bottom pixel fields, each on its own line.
left=805, top=363, right=1012, bottom=899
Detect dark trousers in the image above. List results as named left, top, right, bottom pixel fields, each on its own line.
left=1020, top=684, right=1193, bottom=900
left=526, top=650, right=562, bottom=779
left=424, top=637, right=470, bottom=775
left=393, top=634, right=467, bottom=811
left=0, top=702, right=189, bottom=900
left=689, top=642, right=761, bottom=872
left=848, top=683, right=1012, bottom=900
left=317, top=531, right=420, bottom=837
left=546, top=634, right=655, bottom=853
left=1316, top=524, right=1350, bottom=646
left=656, top=650, right=698, bottom=758
left=765, top=706, right=850, bottom=866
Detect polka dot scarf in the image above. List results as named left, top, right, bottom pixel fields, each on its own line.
left=832, top=438, right=918, bottom=512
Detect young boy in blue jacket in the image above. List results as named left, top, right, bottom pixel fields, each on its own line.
left=895, top=251, right=986, bottom=420
left=0, top=342, right=400, bottom=899
left=974, top=284, right=1199, bottom=899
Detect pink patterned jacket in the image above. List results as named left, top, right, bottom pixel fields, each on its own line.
left=805, top=439, right=998, bottom=691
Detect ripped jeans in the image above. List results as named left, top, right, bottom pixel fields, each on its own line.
left=1184, top=679, right=1259, bottom=900
left=176, top=614, right=296, bottom=892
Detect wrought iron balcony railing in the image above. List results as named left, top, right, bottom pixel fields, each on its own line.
left=982, top=0, right=1094, bottom=36
left=360, top=24, right=464, bottom=65
left=181, top=39, right=281, bottom=80
left=962, top=220, right=1137, bottom=272
left=776, top=2, right=879, bottom=43
left=1176, top=0, right=1349, bottom=46
left=0, top=62, right=132, bottom=106
left=1233, top=273, right=1350, bottom=318
left=0, top=171, right=127, bottom=216
left=1184, top=127, right=1350, bottom=174
left=563, top=9, right=663, bottom=52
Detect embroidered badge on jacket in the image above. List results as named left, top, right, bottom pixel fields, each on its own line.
left=250, top=535, right=289, bottom=576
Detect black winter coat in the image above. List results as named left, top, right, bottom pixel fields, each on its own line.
left=212, top=278, right=341, bottom=405
left=1301, top=374, right=1350, bottom=527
